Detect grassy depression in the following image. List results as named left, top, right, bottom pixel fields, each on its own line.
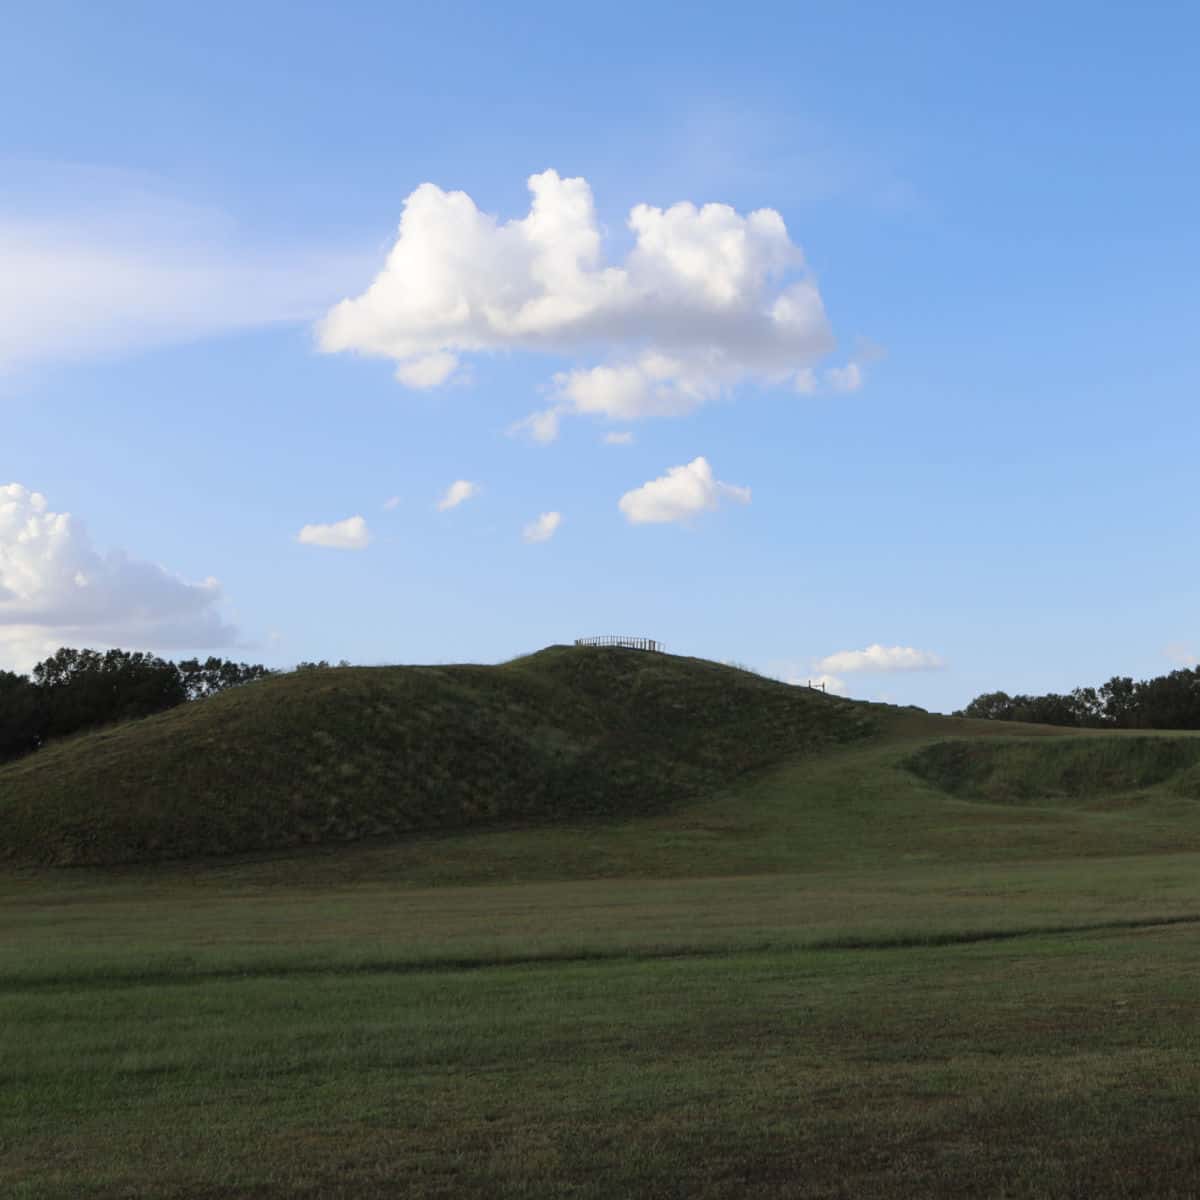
left=907, top=733, right=1200, bottom=806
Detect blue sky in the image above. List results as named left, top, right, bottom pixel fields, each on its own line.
left=2, top=0, right=1198, bottom=710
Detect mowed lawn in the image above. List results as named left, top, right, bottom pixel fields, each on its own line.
left=6, top=734, right=1200, bottom=1197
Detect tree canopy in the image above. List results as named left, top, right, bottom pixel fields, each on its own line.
left=956, top=667, right=1200, bottom=730
left=0, top=649, right=274, bottom=764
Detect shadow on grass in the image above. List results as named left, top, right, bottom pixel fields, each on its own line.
left=7, top=912, right=1198, bottom=992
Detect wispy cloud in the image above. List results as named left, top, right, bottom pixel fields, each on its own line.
left=0, top=163, right=367, bottom=372
left=1165, top=642, right=1198, bottom=667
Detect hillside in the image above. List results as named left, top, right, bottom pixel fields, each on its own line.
left=0, top=645, right=878, bottom=866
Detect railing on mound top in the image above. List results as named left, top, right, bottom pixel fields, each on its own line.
left=574, top=635, right=664, bottom=653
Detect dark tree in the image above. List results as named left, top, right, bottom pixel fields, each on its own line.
left=1099, top=676, right=1139, bottom=727
left=1134, top=668, right=1200, bottom=730
left=0, top=647, right=279, bottom=767
left=176, top=656, right=274, bottom=700
left=958, top=666, right=1200, bottom=731
left=31, top=647, right=186, bottom=739
left=0, top=671, right=46, bottom=762
left=956, top=691, right=1018, bottom=721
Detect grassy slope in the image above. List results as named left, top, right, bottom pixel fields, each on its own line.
left=0, top=646, right=877, bottom=866
left=9, top=653, right=1200, bottom=1195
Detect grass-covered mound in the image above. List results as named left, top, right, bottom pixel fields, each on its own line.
left=0, top=646, right=876, bottom=866
left=906, top=734, right=1200, bottom=806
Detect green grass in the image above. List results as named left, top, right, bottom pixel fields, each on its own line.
left=907, top=733, right=1200, bottom=805
left=6, top=873, right=1200, bottom=1198
left=8, top=648, right=1200, bottom=1195
left=0, top=646, right=877, bottom=866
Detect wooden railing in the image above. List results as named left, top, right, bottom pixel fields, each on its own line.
left=575, top=635, right=664, bottom=653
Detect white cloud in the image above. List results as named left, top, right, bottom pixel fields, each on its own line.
left=436, top=480, right=479, bottom=511
left=396, top=351, right=459, bottom=388
left=0, top=167, right=367, bottom=373
left=508, top=407, right=561, bottom=445
left=318, top=170, right=837, bottom=438
left=1165, top=643, right=1198, bottom=667
left=618, top=456, right=750, bottom=525
left=522, top=511, right=562, bottom=543
left=296, top=515, right=371, bottom=550
left=793, top=367, right=818, bottom=394
left=768, top=660, right=850, bottom=695
left=603, top=431, right=634, bottom=445
left=382, top=496, right=401, bottom=511
left=822, top=340, right=884, bottom=395
left=0, top=483, right=238, bottom=671
left=815, top=644, right=944, bottom=673
left=794, top=672, right=849, bottom=696
left=824, top=362, right=863, bottom=392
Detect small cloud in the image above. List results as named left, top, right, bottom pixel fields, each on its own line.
left=522, top=511, right=562, bottom=543
left=603, top=431, right=634, bottom=445
left=508, top=407, right=561, bottom=444
left=824, top=362, right=863, bottom=393
left=815, top=644, right=943, bottom=673
left=779, top=668, right=848, bottom=695
left=618, top=456, right=750, bottom=525
left=436, top=480, right=480, bottom=511
left=794, top=367, right=818, bottom=394
left=807, top=673, right=848, bottom=695
left=382, top=496, right=401, bottom=511
left=395, top=351, right=458, bottom=388
left=296, top=515, right=371, bottom=550
left=1165, top=642, right=1198, bottom=667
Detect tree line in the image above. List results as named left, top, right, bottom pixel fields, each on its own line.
left=0, top=648, right=274, bottom=764
left=956, top=665, right=1200, bottom=729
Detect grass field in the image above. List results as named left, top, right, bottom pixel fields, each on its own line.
left=5, top=649, right=1200, bottom=1196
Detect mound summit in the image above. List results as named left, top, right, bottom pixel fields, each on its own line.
left=0, top=645, right=877, bottom=866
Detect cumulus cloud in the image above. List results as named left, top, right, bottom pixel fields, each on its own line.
left=0, top=483, right=238, bottom=671
left=0, top=167, right=367, bottom=373
left=318, top=170, right=839, bottom=438
left=618, top=456, right=750, bottom=525
left=522, top=511, right=562, bottom=543
left=296, top=515, right=371, bottom=550
left=382, top=495, right=401, bottom=511
left=603, top=431, right=634, bottom=445
left=436, top=479, right=480, bottom=511
left=815, top=644, right=944, bottom=674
